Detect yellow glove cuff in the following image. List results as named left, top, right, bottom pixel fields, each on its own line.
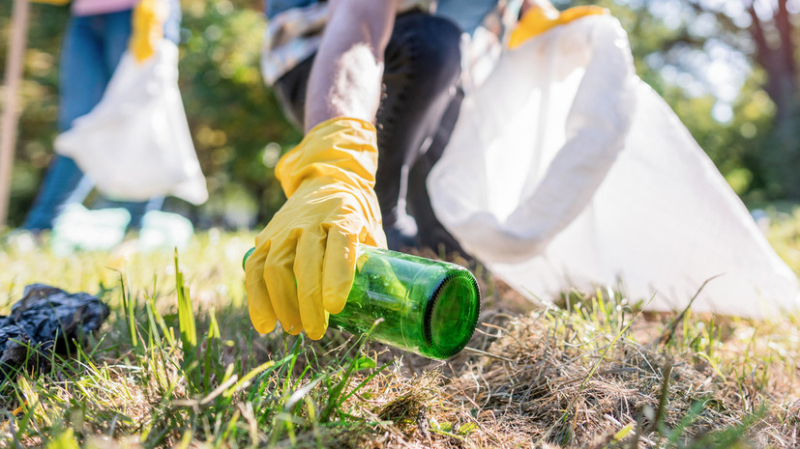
left=275, top=118, right=379, bottom=198
left=508, top=5, right=608, bottom=49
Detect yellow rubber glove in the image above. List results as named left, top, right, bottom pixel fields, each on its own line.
left=508, top=2, right=608, bottom=49
left=245, top=118, right=387, bottom=340
left=129, top=0, right=166, bottom=63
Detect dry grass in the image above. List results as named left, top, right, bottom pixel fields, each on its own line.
left=447, top=309, right=799, bottom=448
left=0, top=216, right=798, bottom=448
left=313, top=288, right=798, bottom=448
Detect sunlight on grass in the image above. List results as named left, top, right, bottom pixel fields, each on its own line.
left=0, top=225, right=797, bottom=448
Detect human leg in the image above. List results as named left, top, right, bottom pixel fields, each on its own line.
left=92, top=5, right=182, bottom=228
left=23, top=16, right=108, bottom=231
left=272, top=55, right=315, bottom=132
left=84, top=9, right=149, bottom=227
left=406, top=88, right=467, bottom=255
left=374, top=13, right=464, bottom=252
left=272, top=12, right=465, bottom=251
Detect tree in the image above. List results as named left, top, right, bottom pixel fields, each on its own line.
left=0, top=0, right=300, bottom=227
left=683, top=1, right=796, bottom=122
left=659, top=0, right=800, bottom=197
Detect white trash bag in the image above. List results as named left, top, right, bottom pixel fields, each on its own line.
left=55, top=40, right=208, bottom=205
left=428, top=15, right=799, bottom=318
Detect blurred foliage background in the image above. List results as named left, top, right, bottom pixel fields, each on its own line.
left=0, top=0, right=798, bottom=227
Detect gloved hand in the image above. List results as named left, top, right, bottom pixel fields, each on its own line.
left=509, top=1, right=607, bottom=49
left=245, top=118, right=387, bottom=340
left=129, top=0, right=166, bottom=63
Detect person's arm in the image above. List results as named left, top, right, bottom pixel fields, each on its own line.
left=305, top=0, right=396, bottom=131
left=246, top=0, right=396, bottom=340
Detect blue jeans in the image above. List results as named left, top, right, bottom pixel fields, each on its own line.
left=23, top=3, right=181, bottom=231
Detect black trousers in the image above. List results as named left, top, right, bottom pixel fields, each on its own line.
left=273, top=12, right=466, bottom=255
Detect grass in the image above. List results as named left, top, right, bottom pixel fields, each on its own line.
left=0, top=214, right=797, bottom=448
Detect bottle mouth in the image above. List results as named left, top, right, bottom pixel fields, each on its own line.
left=423, top=270, right=481, bottom=359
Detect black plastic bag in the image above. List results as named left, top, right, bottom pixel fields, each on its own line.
left=0, top=284, right=109, bottom=382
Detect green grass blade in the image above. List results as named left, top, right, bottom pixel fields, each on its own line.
left=174, top=250, right=197, bottom=352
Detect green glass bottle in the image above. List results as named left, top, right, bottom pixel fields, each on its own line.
left=243, top=245, right=481, bottom=360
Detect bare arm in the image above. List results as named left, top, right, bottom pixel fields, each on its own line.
left=304, top=0, right=397, bottom=131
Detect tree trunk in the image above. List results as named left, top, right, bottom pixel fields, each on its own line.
left=0, top=0, right=31, bottom=229
left=746, top=0, right=800, bottom=197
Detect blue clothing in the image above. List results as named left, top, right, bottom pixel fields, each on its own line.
left=437, top=0, right=500, bottom=35
left=266, top=0, right=318, bottom=18
left=24, top=2, right=181, bottom=231
left=265, top=0, right=500, bottom=35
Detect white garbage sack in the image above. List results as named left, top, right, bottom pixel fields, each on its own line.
left=428, top=15, right=799, bottom=318
left=55, top=40, right=208, bottom=205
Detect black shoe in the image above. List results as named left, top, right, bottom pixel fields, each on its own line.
left=384, top=212, right=418, bottom=251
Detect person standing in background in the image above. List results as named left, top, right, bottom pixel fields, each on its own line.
left=23, top=0, right=182, bottom=232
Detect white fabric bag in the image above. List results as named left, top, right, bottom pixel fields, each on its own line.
left=55, top=40, right=208, bottom=205
left=428, top=15, right=799, bottom=318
